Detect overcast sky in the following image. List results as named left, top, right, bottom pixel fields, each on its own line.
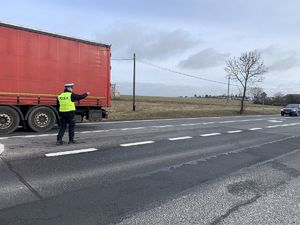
left=1, top=0, right=300, bottom=97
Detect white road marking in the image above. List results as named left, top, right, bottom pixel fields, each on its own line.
left=266, top=125, right=280, bottom=128
left=121, top=127, right=145, bottom=131
left=91, top=130, right=109, bottom=133
left=227, top=130, right=242, bottom=134
left=202, top=122, right=215, bottom=125
left=79, top=130, right=110, bottom=134
left=249, top=128, right=262, bottom=131
left=152, top=125, right=174, bottom=128
left=168, top=136, right=193, bottom=141
left=24, top=135, right=41, bottom=138
left=180, top=123, right=197, bottom=126
left=219, top=120, right=236, bottom=124
left=3, top=134, right=57, bottom=139
left=45, top=148, right=98, bottom=157
left=80, top=131, right=93, bottom=134
left=120, top=141, right=154, bottom=147
left=78, top=117, right=219, bottom=125
left=268, top=120, right=283, bottom=123
left=1, top=116, right=296, bottom=140
left=200, top=133, right=221, bottom=137
left=0, top=143, right=4, bottom=155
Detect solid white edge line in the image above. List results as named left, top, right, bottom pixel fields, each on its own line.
left=200, top=133, right=221, bottom=137
left=120, top=141, right=154, bottom=147
left=168, top=136, right=193, bottom=141
left=77, top=117, right=223, bottom=125
left=0, top=143, right=4, bottom=155
left=227, top=130, right=242, bottom=134
left=45, top=148, right=98, bottom=157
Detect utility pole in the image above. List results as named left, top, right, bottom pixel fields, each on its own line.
left=133, top=53, right=136, bottom=111
left=227, top=75, right=230, bottom=103
left=261, top=92, right=267, bottom=114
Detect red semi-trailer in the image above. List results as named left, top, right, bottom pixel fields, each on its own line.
left=0, top=22, right=111, bottom=134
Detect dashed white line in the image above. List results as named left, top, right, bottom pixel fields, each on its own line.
left=200, top=133, right=221, bottom=137
left=120, top=141, right=155, bottom=147
left=91, top=130, right=109, bottom=133
left=219, top=120, right=236, bottom=124
left=168, top=136, right=193, bottom=141
left=0, top=143, right=4, bottom=155
left=249, top=128, right=262, bottom=131
left=268, top=120, right=283, bottom=123
left=152, top=125, right=174, bottom=128
left=227, top=130, right=242, bottom=134
left=266, top=125, right=280, bottom=128
left=121, top=127, right=145, bottom=131
left=45, top=148, right=98, bottom=157
left=180, top=123, right=197, bottom=126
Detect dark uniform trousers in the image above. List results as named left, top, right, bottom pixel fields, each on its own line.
left=57, top=111, right=75, bottom=141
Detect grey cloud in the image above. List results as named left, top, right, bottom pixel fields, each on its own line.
left=259, top=45, right=300, bottom=72
left=132, top=30, right=200, bottom=60
left=269, top=56, right=299, bottom=71
left=179, top=48, right=229, bottom=69
left=96, top=24, right=200, bottom=60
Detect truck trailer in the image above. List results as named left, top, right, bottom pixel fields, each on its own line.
left=0, top=22, right=111, bottom=134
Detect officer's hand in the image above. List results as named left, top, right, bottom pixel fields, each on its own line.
left=87, top=92, right=90, bottom=95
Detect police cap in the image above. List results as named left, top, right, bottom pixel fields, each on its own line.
left=64, top=83, right=74, bottom=88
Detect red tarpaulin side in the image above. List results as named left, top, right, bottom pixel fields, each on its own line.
left=0, top=24, right=111, bottom=107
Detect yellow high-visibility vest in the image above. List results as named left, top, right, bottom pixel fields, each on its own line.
left=58, top=92, right=76, bottom=112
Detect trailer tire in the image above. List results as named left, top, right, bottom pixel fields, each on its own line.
left=27, top=106, right=56, bottom=132
left=0, top=106, right=20, bottom=134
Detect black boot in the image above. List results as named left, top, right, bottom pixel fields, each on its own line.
left=56, top=140, right=63, bottom=145
left=68, top=140, right=77, bottom=144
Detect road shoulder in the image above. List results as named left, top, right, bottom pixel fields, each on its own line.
left=117, top=149, right=300, bottom=225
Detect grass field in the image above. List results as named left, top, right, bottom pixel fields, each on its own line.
left=107, top=95, right=281, bottom=121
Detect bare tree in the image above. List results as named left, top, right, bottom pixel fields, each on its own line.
left=225, top=51, right=267, bottom=114
left=248, top=86, right=264, bottom=103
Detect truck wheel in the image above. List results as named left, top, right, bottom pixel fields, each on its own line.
left=0, top=106, right=20, bottom=134
left=27, top=106, right=56, bottom=132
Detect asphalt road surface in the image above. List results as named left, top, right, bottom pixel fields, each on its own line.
left=0, top=114, right=300, bottom=225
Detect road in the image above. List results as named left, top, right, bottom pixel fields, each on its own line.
left=0, top=114, right=300, bottom=225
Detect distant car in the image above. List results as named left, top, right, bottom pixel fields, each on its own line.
left=281, top=104, right=300, bottom=116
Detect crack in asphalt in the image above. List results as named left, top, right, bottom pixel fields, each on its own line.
left=209, top=158, right=300, bottom=225
left=1, top=158, right=43, bottom=201
left=209, top=194, right=261, bottom=225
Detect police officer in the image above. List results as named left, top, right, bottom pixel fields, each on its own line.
left=56, top=83, right=90, bottom=145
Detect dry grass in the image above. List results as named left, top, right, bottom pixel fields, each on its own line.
left=107, top=95, right=281, bottom=121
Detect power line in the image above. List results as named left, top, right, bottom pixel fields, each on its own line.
left=137, top=60, right=239, bottom=87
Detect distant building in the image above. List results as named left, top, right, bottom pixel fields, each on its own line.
left=284, top=94, right=300, bottom=104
